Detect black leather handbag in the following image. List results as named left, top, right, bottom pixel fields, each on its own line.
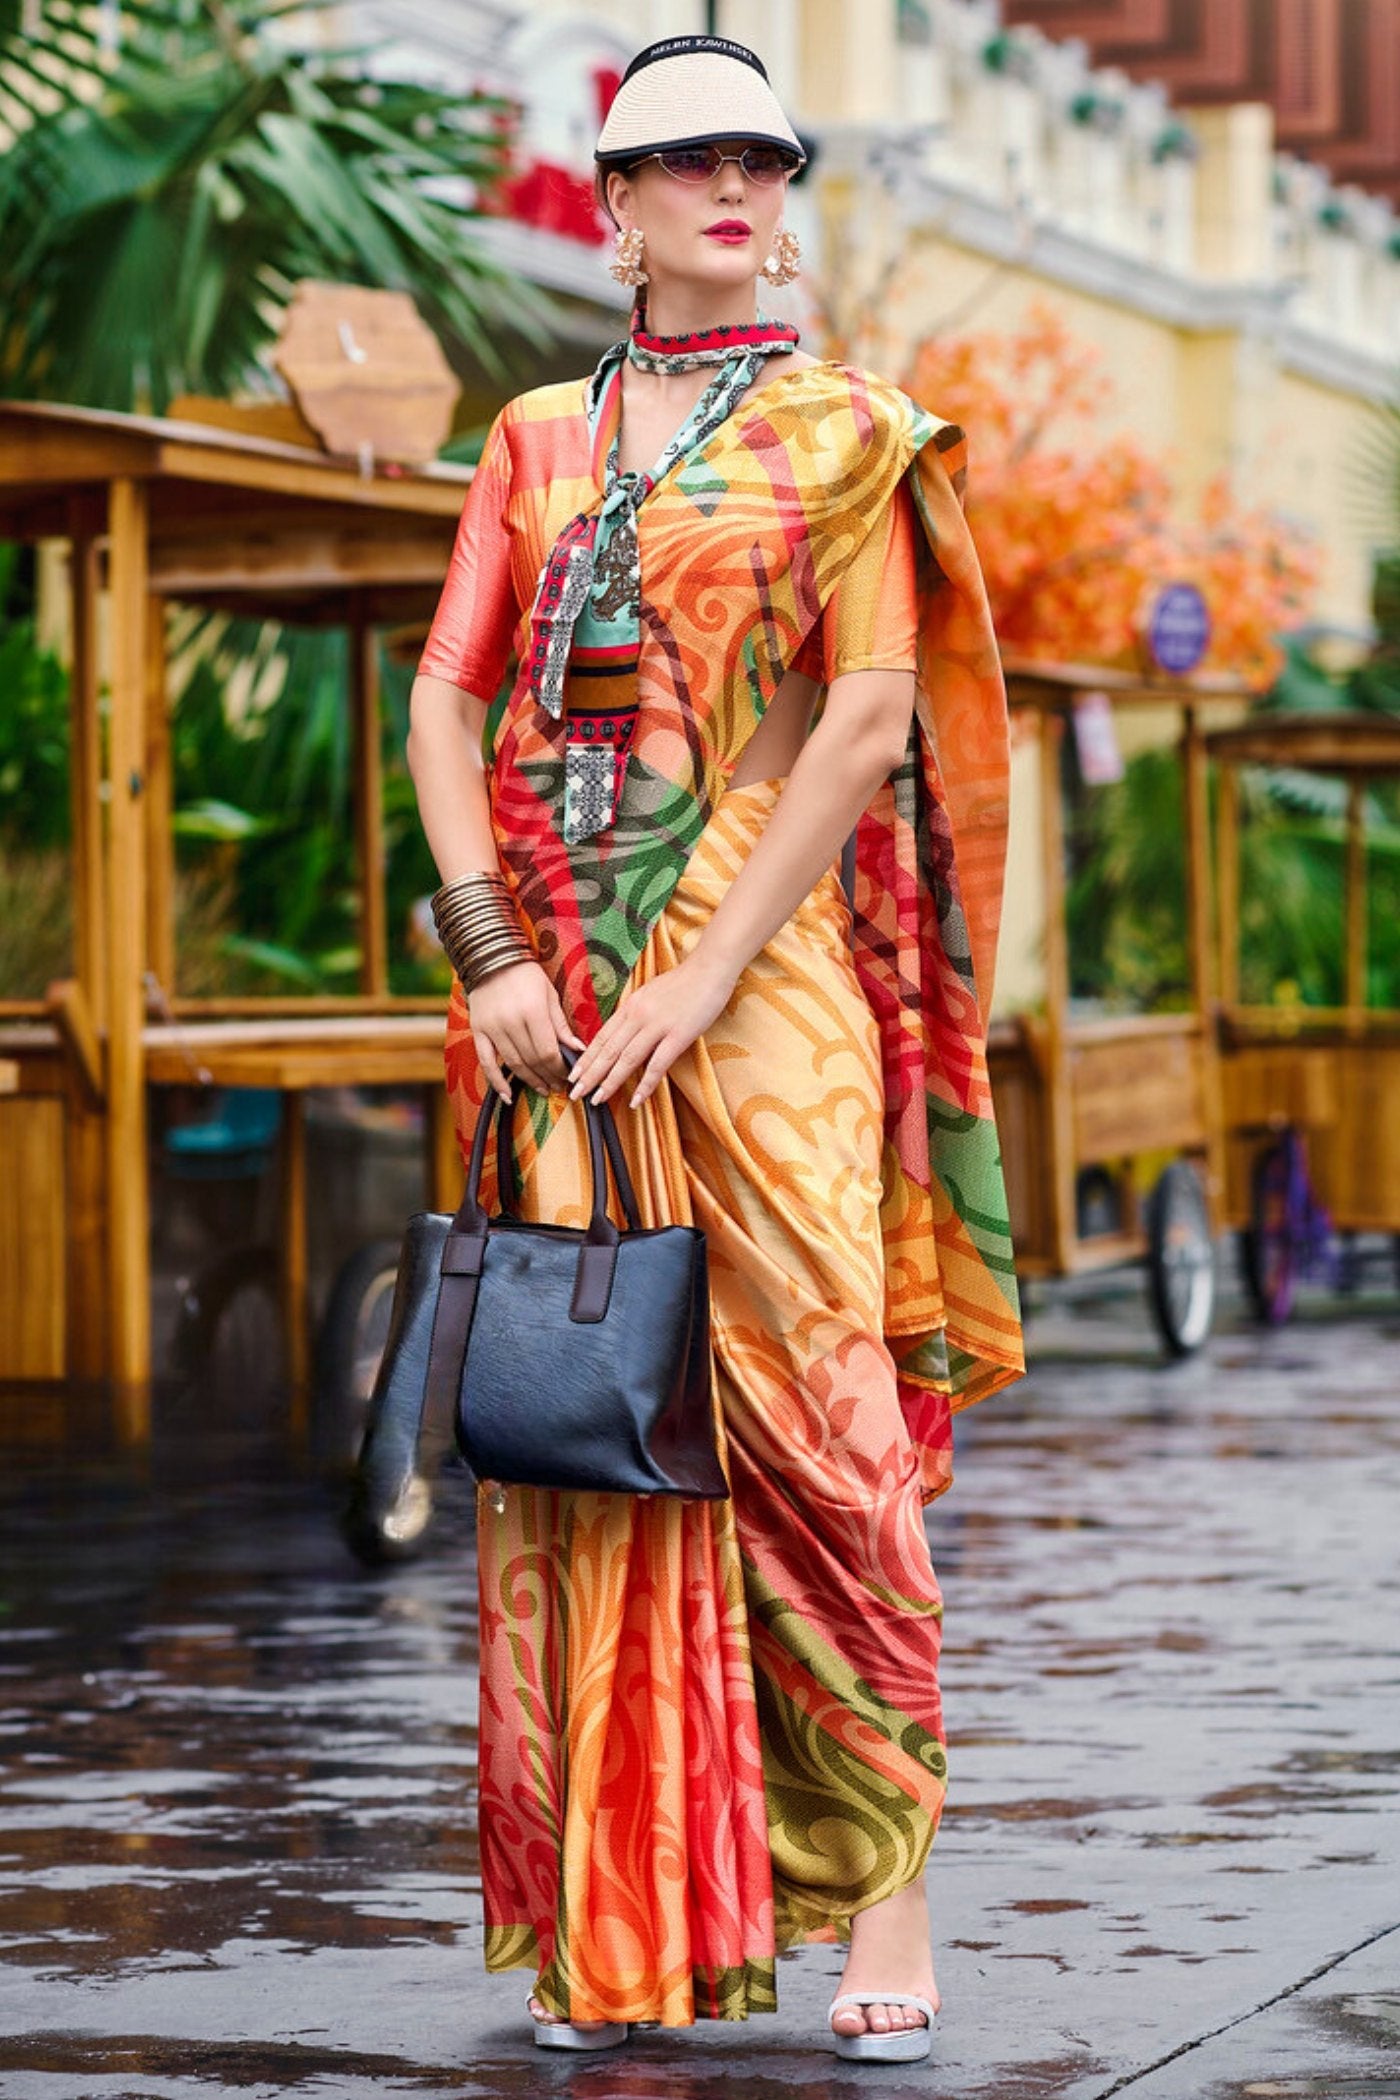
left=343, top=1062, right=726, bottom=1563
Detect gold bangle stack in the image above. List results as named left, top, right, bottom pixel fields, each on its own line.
left=430, top=869, right=534, bottom=995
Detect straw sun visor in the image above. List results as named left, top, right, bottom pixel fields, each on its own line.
left=595, top=37, right=805, bottom=166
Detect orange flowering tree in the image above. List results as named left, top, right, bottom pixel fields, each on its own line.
left=903, top=303, right=1320, bottom=686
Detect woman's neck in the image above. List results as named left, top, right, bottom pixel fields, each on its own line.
left=638, top=286, right=760, bottom=338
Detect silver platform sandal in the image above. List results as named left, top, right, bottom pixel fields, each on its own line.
left=828, top=1991, right=936, bottom=2062
left=528, top=1994, right=629, bottom=2052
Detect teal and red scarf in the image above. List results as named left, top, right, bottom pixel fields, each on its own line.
left=525, top=310, right=799, bottom=844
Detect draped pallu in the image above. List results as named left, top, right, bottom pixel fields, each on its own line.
left=421, top=358, right=1024, bottom=2025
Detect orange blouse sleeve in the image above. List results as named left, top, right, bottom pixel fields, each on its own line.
left=792, top=477, right=920, bottom=685
left=418, top=408, right=520, bottom=698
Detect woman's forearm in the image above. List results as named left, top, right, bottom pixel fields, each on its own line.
left=405, top=674, right=500, bottom=884
left=691, top=668, right=915, bottom=984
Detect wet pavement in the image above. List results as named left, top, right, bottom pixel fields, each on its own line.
left=1, top=1272, right=1398, bottom=2099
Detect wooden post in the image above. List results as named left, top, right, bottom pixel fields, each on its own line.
left=65, top=1071, right=109, bottom=1384
left=144, top=594, right=177, bottom=997
left=68, top=527, right=105, bottom=1033
left=1182, top=706, right=1224, bottom=1220
left=1216, top=763, right=1240, bottom=1009
left=1345, top=775, right=1367, bottom=1029
left=279, top=1088, right=310, bottom=1433
left=103, top=478, right=153, bottom=1435
left=350, top=600, right=388, bottom=997
left=68, top=520, right=110, bottom=1385
left=1038, top=706, right=1076, bottom=1269
left=1182, top=707, right=1215, bottom=1013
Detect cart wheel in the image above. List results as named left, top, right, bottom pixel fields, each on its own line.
left=171, top=1244, right=285, bottom=1419
left=1243, top=1139, right=1296, bottom=1325
left=1146, top=1162, right=1216, bottom=1356
left=312, top=1238, right=403, bottom=1474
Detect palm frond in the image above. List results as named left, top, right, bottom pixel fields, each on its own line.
left=1, top=0, right=554, bottom=410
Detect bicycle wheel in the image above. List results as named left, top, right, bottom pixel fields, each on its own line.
left=312, top=1237, right=403, bottom=1474
left=1146, top=1161, right=1216, bottom=1357
left=1244, top=1139, right=1296, bottom=1326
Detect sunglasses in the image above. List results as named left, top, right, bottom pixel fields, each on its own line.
left=633, top=143, right=801, bottom=185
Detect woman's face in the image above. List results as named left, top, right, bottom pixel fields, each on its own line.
left=607, top=141, right=790, bottom=298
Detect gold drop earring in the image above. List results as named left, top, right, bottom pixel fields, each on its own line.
left=610, top=226, right=649, bottom=287
left=760, top=227, right=801, bottom=286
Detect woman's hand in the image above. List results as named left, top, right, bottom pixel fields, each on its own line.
left=566, top=953, right=738, bottom=1111
left=467, top=961, right=585, bottom=1100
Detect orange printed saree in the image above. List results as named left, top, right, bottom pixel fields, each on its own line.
left=420, top=358, right=1023, bottom=2023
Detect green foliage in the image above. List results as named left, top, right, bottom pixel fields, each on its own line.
left=167, top=613, right=444, bottom=996
left=1064, top=744, right=1376, bottom=1014
left=380, top=654, right=448, bottom=996
left=0, top=0, right=110, bottom=130
left=1233, top=781, right=1345, bottom=1007
left=0, top=0, right=551, bottom=409
left=1066, top=627, right=1400, bottom=1016
left=0, top=546, right=70, bottom=853
left=0, top=843, right=72, bottom=997
left=1355, top=554, right=1400, bottom=718
left=0, top=548, right=74, bottom=996
left=1066, top=747, right=1189, bottom=1013
left=1, top=0, right=517, bottom=999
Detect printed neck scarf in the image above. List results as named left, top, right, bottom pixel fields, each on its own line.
left=628, top=309, right=801, bottom=373
left=523, top=310, right=799, bottom=729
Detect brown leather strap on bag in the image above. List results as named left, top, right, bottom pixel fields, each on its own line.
left=423, top=1228, right=486, bottom=1433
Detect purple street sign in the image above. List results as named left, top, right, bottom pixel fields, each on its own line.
left=1145, top=582, right=1210, bottom=674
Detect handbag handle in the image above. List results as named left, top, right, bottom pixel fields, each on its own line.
left=491, top=1048, right=643, bottom=1236
left=426, top=1050, right=645, bottom=1456
left=424, top=1061, right=641, bottom=1429
left=458, top=1045, right=642, bottom=1242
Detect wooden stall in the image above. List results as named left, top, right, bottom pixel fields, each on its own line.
left=989, top=660, right=1250, bottom=1352
left=0, top=399, right=471, bottom=1440
left=1209, top=712, right=1400, bottom=1276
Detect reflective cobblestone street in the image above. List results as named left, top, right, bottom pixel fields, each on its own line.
left=2, top=1277, right=1398, bottom=2098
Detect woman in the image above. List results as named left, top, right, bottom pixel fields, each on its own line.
left=406, top=32, right=1023, bottom=2064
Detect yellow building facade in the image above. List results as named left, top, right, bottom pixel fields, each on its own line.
left=354, top=0, right=1396, bottom=640
left=353, top=0, right=1399, bottom=1011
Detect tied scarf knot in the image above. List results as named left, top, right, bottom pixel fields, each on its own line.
left=526, top=471, right=654, bottom=724
left=522, top=311, right=801, bottom=825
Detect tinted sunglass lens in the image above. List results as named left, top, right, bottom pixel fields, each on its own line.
left=659, top=149, right=720, bottom=179
left=654, top=146, right=797, bottom=182
left=744, top=148, right=795, bottom=181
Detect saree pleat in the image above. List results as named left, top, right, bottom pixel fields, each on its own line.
left=451, top=779, right=946, bottom=2027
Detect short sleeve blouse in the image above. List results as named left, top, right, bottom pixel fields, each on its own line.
left=418, top=409, right=519, bottom=699
left=792, top=477, right=919, bottom=685
left=417, top=404, right=921, bottom=699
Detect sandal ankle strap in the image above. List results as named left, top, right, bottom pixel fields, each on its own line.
left=829, top=1991, right=936, bottom=2024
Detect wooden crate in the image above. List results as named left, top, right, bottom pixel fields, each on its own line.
left=1069, top=1020, right=1209, bottom=1164
left=1222, top=1037, right=1400, bottom=1230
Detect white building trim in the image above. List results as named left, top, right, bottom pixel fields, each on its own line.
left=828, top=127, right=1400, bottom=407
